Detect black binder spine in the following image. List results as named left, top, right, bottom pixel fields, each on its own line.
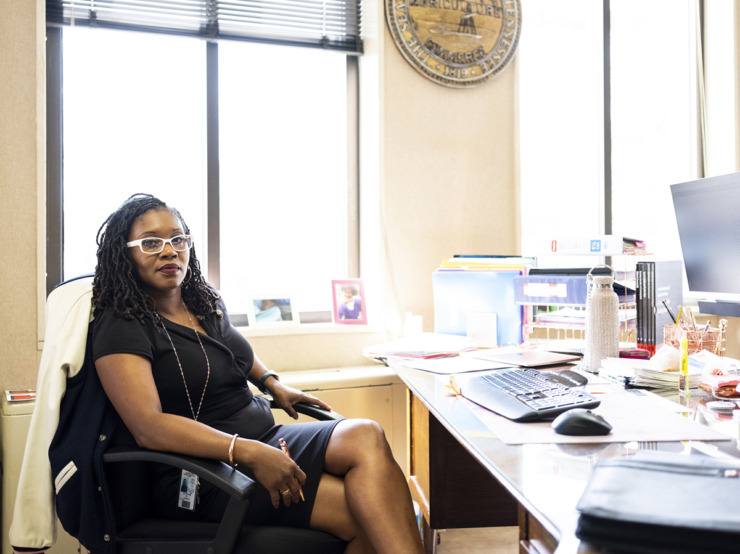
left=649, top=262, right=656, bottom=352
left=636, top=262, right=656, bottom=355
left=636, top=262, right=644, bottom=349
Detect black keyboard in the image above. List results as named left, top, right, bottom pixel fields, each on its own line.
left=460, top=368, right=600, bottom=422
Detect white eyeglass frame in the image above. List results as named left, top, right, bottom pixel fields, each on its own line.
left=126, top=234, right=192, bottom=255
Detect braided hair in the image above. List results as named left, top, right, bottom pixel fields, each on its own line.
left=92, top=193, right=219, bottom=324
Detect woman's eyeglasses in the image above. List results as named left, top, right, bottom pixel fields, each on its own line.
left=127, top=234, right=192, bottom=255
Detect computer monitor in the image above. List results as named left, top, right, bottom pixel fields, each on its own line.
left=670, top=172, right=740, bottom=312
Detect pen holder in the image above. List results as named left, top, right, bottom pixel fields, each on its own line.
left=663, top=324, right=726, bottom=356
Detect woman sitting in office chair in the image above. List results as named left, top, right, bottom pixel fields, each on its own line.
left=92, top=194, right=423, bottom=554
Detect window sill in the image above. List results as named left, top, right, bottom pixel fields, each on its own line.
left=237, top=323, right=385, bottom=338
left=236, top=324, right=387, bottom=372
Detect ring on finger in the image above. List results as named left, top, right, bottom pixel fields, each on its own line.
left=281, top=489, right=291, bottom=495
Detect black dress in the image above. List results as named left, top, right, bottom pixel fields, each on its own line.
left=92, top=299, right=341, bottom=528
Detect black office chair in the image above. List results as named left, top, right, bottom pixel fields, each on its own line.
left=39, top=276, right=346, bottom=554
left=101, top=401, right=346, bottom=554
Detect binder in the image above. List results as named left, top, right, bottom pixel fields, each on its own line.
left=636, top=261, right=683, bottom=353
left=636, top=262, right=655, bottom=354
left=636, top=263, right=644, bottom=348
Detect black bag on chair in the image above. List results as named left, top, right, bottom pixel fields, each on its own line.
left=48, top=322, right=122, bottom=553
left=576, top=453, right=740, bottom=554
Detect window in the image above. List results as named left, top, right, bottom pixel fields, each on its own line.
left=703, top=0, right=737, bottom=176
left=47, top=0, right=361, bottom=318
left=518, top=0, right=604, bottom=261
left=609, top=0, right=697, bottom=261
left=519, top=0, right=735, bottom=269
left=218, top=41, right=349, bottom=314
left=59, top=29, right=207, bottom=279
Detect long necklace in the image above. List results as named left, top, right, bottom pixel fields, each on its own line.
left=159, top=305, right=211, bottom=421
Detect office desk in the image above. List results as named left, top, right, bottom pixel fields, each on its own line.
left=391, top=362, right=740, bottom=554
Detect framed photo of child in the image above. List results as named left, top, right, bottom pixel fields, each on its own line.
left=248, top=296, right=297, bottom=326
left=331, top=279, right=367, bottom=325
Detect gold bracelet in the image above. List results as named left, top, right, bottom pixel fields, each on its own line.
left=228, top=433, right=239, bottom=468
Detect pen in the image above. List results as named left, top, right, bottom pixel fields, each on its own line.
left=675, top=306, right=683, bottom=328
left=279, top=438, right=305, bottom=501
left=662, top=299, right=677, bottom=324
left=687, top=307, right=697, bottom=333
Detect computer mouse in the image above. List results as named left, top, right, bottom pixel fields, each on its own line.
left=546, top=369, right=588, bottom=388
left=551, top=408, right=612, bottom=436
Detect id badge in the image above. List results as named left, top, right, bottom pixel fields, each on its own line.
left=178, top=469, right=198, bottom=511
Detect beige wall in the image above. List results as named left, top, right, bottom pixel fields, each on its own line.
left=362, top=0, right=519, bottom=335
left=0, top=0, right=46, bottom=390
left=380, top=47, right=519, bottom=332
left=0, top=2, right=519, bottom=389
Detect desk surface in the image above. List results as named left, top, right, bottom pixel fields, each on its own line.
left=391, top=363, right=740, bottom=553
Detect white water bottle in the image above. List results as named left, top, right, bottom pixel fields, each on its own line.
left=583, top=267, right=619, bottom=373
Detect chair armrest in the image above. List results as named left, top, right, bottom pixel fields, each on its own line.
left=103, top=446, right=255, bottom=553
left=270, top=400, right=345, bottom=422
left=102, top=403, right=342, bottom=501
left=101, top=406, right=345, bottom=553
left=103, top=446, right=256, bottom=500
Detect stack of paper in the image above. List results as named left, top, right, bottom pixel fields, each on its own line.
left=623, top=237, right=648, bottom=255
left=631, top=366, right=702, bottom=390
left=393, top=356, right=511, bottom=374
left=600, top=357, right=702, bottom=390
left=438, top=255, right=535, bottom=271
left=534, top=307, right=636, bottom=328
left=363, top=333, right=476, bottom=360
left=534, top=307, right=587, bottom=327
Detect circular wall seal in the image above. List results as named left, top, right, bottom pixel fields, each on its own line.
left=386, top=0, right=522, bottom=88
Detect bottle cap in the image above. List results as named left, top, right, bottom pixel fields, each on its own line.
left=592, top=276, right=613, bottom=286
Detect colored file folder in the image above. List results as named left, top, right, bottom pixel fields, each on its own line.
left=433, top=269, right=523, bottom=346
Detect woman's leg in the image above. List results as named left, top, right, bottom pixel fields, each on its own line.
left=311, top=419, right=424, bottom=554
left=311, top=472, right=375, bottom=554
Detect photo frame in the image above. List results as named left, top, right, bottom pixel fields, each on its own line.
left=248, top=296, right=297, bottom=326
left=331, top=279, right=367, bottom=325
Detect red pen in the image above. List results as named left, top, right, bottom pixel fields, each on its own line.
left=279, top=438, right=304, bottom=501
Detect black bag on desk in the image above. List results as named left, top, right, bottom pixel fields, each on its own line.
left=576, top=454, right=740, bottom=554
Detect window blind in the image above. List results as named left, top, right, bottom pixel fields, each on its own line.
left=46, top=0, right=363, bottom=53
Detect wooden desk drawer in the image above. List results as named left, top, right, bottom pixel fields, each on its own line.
left=408, top=394, right=518, bottom=529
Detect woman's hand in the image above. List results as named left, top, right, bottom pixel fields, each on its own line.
left=267, top=380, right=332, bottom=420
left=240, top=440, right=306, bottom=508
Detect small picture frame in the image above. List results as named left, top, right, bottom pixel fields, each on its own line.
left=249, top=296, right=297, bottom=326
left=332, top=279, right=367, bottom=325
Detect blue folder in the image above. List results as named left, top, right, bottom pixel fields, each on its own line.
left=432, top=270, right=523, bottom=346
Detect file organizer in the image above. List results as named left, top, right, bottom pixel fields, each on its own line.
left=514, top=269, right=635, bottom=307
left=514, top=274, right=589, bottom=305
